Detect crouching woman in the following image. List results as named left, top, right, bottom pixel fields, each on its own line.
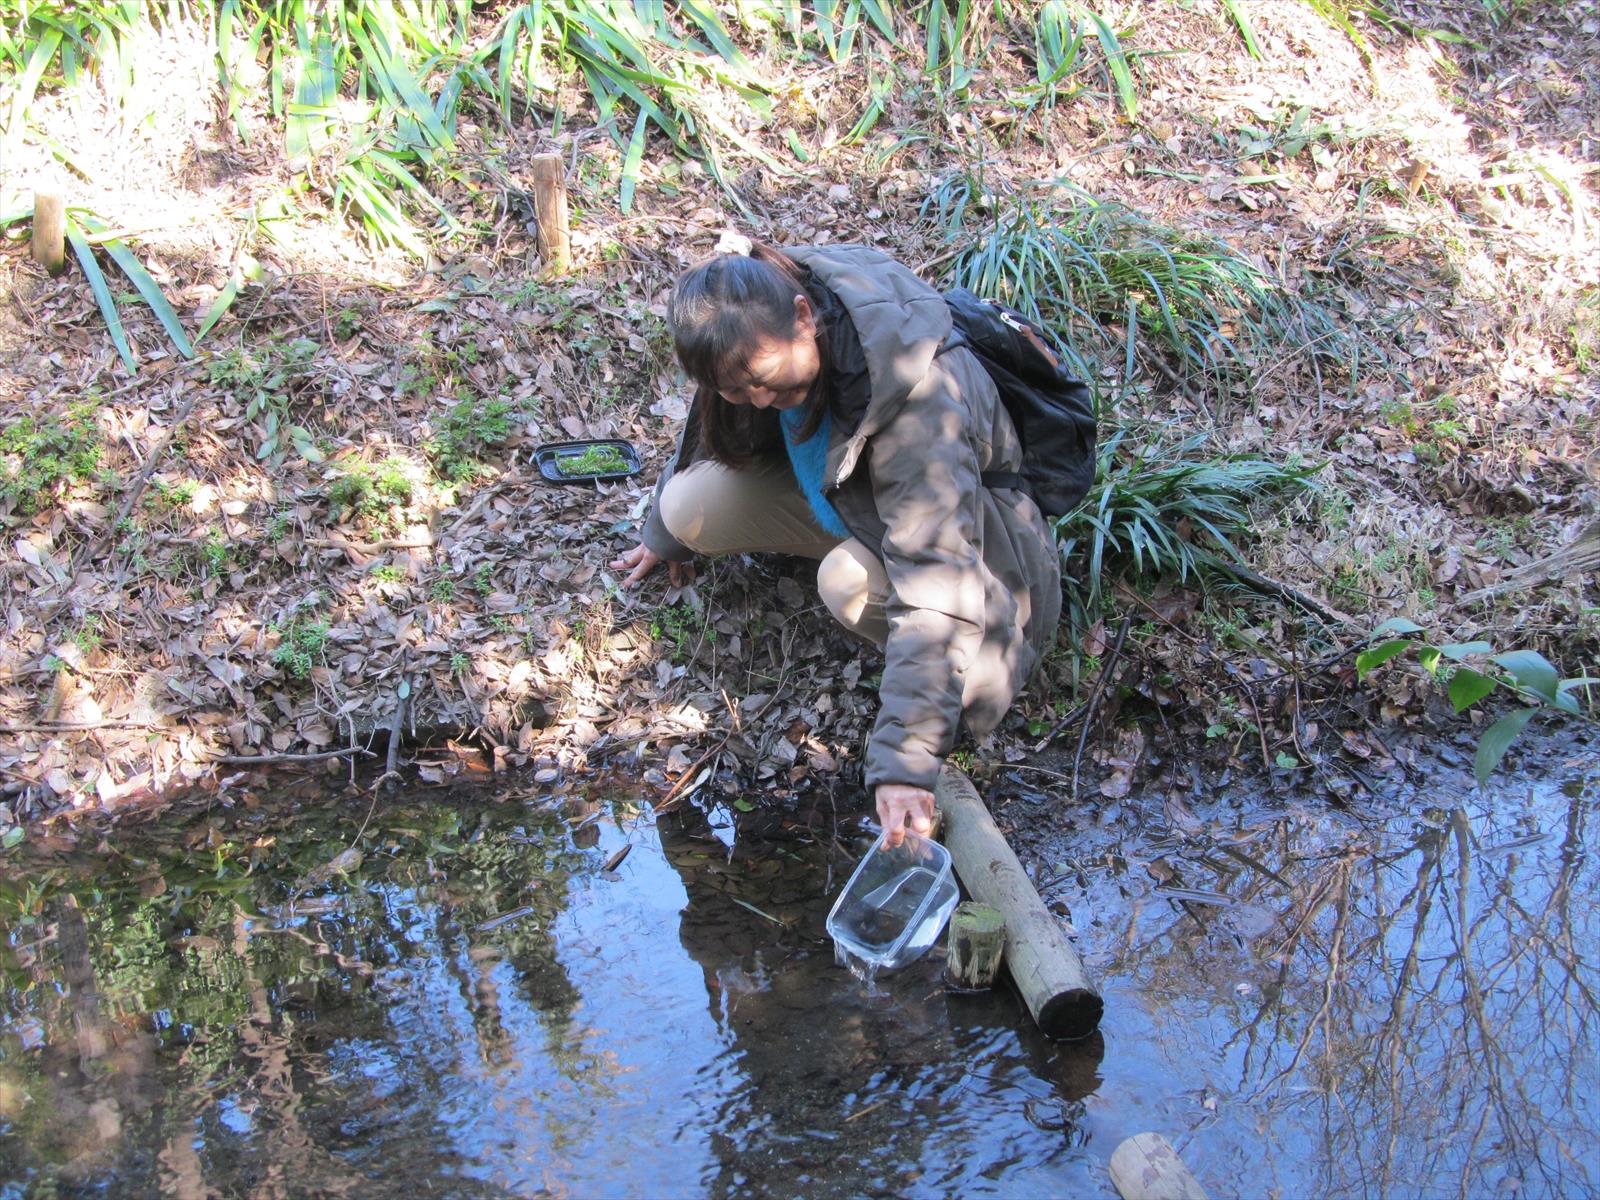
left=611, top=241, right=1061, bottom=847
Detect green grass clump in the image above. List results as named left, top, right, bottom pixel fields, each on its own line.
left=555, top=444, right=629, bottom=476
left=207, top=337, right=323, bottom=463
left=149, top=478, right=201, bottom=511
left=0, top=403, right=102, bottom=513
left=929, top=180, right=1366, bottom=397
left=428, top=397, right=519, bottom=483
left=1056, top=427, right=1322, bottom=632
left=328, top=456, right=415, bottom=520
left=271, top=616, right=330, bottom=680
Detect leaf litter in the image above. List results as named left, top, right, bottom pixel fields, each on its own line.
left=0, top=1, right=1595, bottom=840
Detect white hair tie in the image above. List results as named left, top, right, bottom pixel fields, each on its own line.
left=715, top=231, right=754, bottom=256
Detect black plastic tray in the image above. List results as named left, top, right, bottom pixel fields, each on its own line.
left=533, top=439, right=642, bottom=484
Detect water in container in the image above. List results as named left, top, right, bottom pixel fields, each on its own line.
left=827, top=833, right=960, bottom=981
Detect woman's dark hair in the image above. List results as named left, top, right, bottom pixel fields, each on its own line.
left=669, top=242, right=828, bottom=466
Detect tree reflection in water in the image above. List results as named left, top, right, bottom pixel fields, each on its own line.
left=0, top=765, right=1594, bottom=1198
left=1088, top=768, right=1597, bottom=1199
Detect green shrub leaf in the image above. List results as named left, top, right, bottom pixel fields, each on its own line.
left=1371, top=616, right=1425, bottom=636
left=1437, top=641, right=1492, bottom=661
left=1356, top=638, right=1411, bottom=679
left=1492, top=650, right=1560, bottom=703
left=1447, top=667, right=1498, bottom=713
left=1474, top=707, right=1537, bottom=787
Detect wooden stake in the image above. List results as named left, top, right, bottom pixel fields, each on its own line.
left=1109, top=1133, right=1209, bottom=1200
left=936, top=765, right=1103, bottom=1038
left=945, top=901, right=1005, bottom=990
left=529, top=154, right=571, bottom=275
left=31, top=192, right=66, bottom=276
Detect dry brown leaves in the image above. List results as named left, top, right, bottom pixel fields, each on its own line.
left=2, top=0, right=1597, bottom=833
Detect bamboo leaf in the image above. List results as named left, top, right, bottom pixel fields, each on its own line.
left=925, top=0, right=946, bottom=73
left=619, top=107, right=649, bottom=213
left=6, top=25, right=63, bottom=138
left=64, top=216, right=135, bottom=371
left=1220, top=0, right=1263, bottom=59
left=285, top=26, right=337, bottom=162
left=76, top=217, right=193, bottom=358
left=838, top=0, right=882, bottom=42
left=679, top=0, right=748, bottom=67
left=196, top=255, right=264, bottom=344
left=1086, top=10, right=1136, bottom=119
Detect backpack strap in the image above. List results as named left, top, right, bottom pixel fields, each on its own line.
left=940, top=328, right=1028, bottom=495
left=980, top=470, right=1027, bottom=492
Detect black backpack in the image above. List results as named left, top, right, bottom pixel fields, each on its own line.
left=943, top=287, right=1097, bottom=518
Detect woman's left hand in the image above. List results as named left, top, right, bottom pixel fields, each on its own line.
left=876, top=783, right=936, bottom=849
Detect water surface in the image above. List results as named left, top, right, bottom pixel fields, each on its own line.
left=1, top=753, right=1595, bottom=1198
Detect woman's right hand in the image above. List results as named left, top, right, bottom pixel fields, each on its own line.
left=610, top=542, right=696, bottom=589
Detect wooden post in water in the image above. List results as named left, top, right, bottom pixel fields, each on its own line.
left=1109, top=1133, right=1209, bottom=1200
left=31, top=192, right=66, bottom=276
left=945, top=901, right=1005, bottom=990
left=529, top=154, right=571, bottom=275
left=935, top=764, right=1102, bottom=1038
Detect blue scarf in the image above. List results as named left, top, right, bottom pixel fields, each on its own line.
left=780, top=405, right=850, bottom=539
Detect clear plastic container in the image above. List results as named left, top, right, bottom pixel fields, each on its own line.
left=826, top=833, right=960, bottom=973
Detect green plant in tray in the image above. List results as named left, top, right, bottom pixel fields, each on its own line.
left=556, top=444, right=630, bottom=476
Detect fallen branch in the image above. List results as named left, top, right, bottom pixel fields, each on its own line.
left=0, top=718, right=167, bottom=732
left=213, top=748, right=375, bottom=765
left=309, top=535, right=436, bottom=564
left=938, top=765, right=1103, bottom=1039
left=1222, top=560, right=1352, bottom=626
left=1457, top=521, right=1600, bottom=604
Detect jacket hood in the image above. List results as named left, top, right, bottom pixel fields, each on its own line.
left=788, top=244, right=952, bottom=486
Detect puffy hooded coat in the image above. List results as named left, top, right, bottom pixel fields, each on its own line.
left=641, top=244, right=1062, bottom=791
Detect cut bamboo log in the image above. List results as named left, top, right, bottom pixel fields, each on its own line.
left=31, top=192, right=66, bottom=276
left=945, top=901, right=1005, bottom=990
left=1109, top=1132, right=1209, bottom=1200
left=935, top=764, right=1102, bottom=1038
left=529, top=154, right=571, bottom=275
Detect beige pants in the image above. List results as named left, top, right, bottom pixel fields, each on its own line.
left=657, top=457, right=890, bottom=646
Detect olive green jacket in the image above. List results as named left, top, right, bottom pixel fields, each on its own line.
left=645, top=244, right=1061, bottom=790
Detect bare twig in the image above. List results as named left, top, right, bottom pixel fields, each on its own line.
left=79, top=390, right=203, bottom=571
left=1072, top=616, right=1132, bottom=802
left=0, top=718, right=166, bottom=732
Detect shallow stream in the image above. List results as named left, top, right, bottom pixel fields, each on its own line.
left=1, top=750, right=1595, bottom=1198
